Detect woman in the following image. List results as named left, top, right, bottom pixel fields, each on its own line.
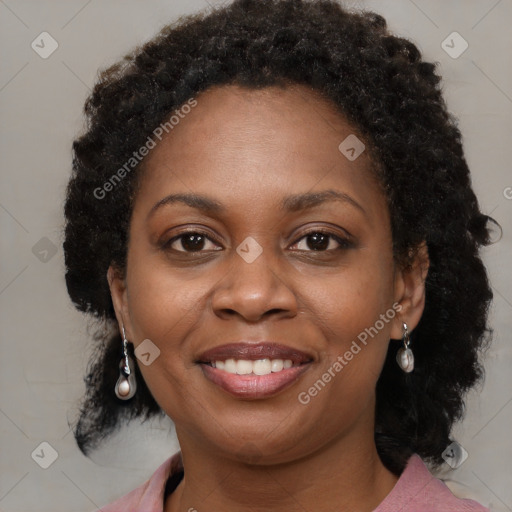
left=63, top=0, right=495, bottom=510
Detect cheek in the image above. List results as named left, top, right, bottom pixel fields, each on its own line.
left=126, top=247, right=206, bottom=343
left=306, top=251, right=396, bottom=343
left=122, top=249, right=210, bottom=412
left=299, top=251, right=396, bottom=395
left=124, top=275, right=204, bottom=428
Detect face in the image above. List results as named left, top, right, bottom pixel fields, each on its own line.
left=109, top=84, right=427, bottom=463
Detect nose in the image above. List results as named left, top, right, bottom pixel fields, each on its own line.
left=211, top=242, right=298, bottom=323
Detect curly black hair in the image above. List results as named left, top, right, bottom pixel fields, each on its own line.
left=63, top=0, right=496, bottom=476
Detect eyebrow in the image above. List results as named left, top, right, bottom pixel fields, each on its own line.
left=148, top=189, right=366, bottom=219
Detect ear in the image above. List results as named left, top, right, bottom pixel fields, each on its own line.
left=390, top=242, right=429, bottom=339
left=107, top=265, right=131, bottom=338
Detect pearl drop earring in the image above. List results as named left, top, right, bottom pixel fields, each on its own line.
left=114, top=326, right=137, bottom=399
left=396, top=322, right=414, bottom=373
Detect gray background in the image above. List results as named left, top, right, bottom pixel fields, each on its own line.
left=0, top=0, right=511, bottom=511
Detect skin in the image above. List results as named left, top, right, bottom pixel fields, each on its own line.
left=108, top=83, right=429, bottom=512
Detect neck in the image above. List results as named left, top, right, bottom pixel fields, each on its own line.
left=165, top=417, right=400, bottom=512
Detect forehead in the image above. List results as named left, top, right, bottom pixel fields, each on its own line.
left=143, top=83, right=367, bottom=166
left=134, top=83, right=385, bottom=220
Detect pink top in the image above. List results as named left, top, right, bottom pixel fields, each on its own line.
left=97, top=451, right=489, bottom=511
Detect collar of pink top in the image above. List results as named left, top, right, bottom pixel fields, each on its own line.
left=97, top=451, right=490, bottom=512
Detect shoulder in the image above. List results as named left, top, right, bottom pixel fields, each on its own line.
left=94, top=451, right=182, bottom=512
left=375, top=454, right=490, bottom=512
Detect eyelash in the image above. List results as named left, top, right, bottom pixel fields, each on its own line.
left=161, top=229, right=354, bottom=254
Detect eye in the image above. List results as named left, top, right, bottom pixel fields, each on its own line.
left=290, top=230, right=353, bottom=252
left=161, top=228, right=353, bottom=254
left=163, top=231, right=222, bottom=253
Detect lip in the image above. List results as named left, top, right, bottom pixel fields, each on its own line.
left=197, top=342, right=314, bottom=400
left=197, top=342, right=313, bottom=364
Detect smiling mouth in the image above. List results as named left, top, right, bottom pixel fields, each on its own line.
left=197, top=342, right=313, bottom=399
left=206, top=357, right=297, bottom=375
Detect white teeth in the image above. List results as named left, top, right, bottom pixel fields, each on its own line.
left=253, top=359, right=272, bottom=375
left=212, top=358, right=294, bottom=375
left=236, top=359, right=253, bottom=375
left=224, top=359, right=237, bottom=373
left=271, top=359, right=284, bottom=372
